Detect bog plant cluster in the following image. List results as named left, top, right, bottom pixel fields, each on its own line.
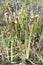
left=0, top=0, right=43, bottom=65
